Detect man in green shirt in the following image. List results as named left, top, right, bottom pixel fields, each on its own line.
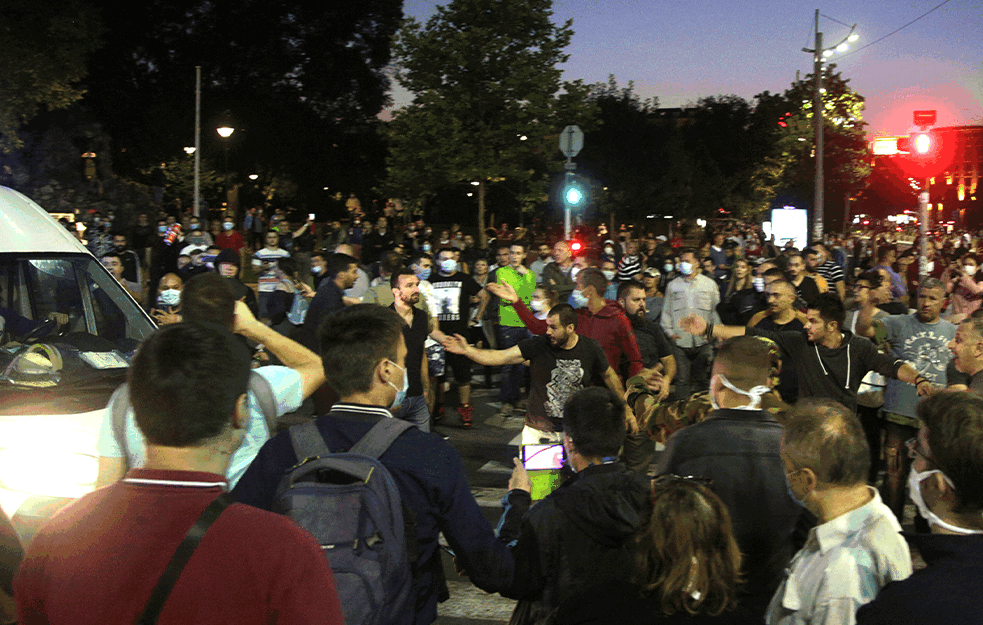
left=498, top=240, right=538, bottom=414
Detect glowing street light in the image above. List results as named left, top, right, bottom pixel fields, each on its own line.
left=216, top=126, right=234, bottom=138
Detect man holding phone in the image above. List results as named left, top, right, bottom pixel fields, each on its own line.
left=443, top=303, right=636, bottom=443
left=493, top=387, right=652, bottom=624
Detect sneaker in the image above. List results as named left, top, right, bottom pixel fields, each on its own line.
left=459, top=403, right=474, bottom=428
left=497, top=403, right=513, bottom=417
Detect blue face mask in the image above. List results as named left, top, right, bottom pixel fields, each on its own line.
left=439, top=259, right=457, bottom=274
left=223, top=222, right=234, bottom=230
left=571, top=289, right=589, bottom=309
left=387, top=361, right=408, bottom=410
left=417, top=267, right=431, bottom=281
left=785, top=470, right=807, bottom=508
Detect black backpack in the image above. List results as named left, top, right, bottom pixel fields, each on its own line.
left=274, top=419, right=414, bottom=625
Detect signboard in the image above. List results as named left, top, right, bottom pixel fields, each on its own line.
left=559, top=125, right=583, bottom=158
left=771, top=207, right=808, bottom=250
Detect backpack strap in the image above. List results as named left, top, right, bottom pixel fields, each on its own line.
left=109, top=383, right=132, bottom=458
left=136, top=493, right=234, bottom=625
left=248, top=371, right=278, bottom=436
left=288, top=420, right=332, bottom=460
left=350, top=418, right=413, bottom=459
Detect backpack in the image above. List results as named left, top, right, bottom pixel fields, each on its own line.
left=110, top=371, right=279, bottom=451
left=275, top=419, right=414, bottom=625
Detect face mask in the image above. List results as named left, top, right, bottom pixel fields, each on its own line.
left=530, top=299, right=547, bottom=312
left=678, top=261, right=694, bottom=276
left=422, top=243, right=431, bottom=253
left=387, top=361, right=408, bottom=410
left=663, top=263, right=674, bottom=273
left=190, top=224, right=200, bottom=230
left=93, top=217, right=101, bottom=225
left=908, top=467, right=983, bottom=535
left=602, top=270, right=616, bottom=281
left=439, top=259, right=457, bottom=274
left=312, top=266, right=324, bottom=275
left=223, top=222, right=234, bottom=230
left=158, top=225, right=168, bottom=234
left=571, top=289, right=589, bottom=309
left=604, top=246, right=614, bottom=255
left=416, top=268, right=431, bottom=281
left=158, top=289, right=181, bottom=307
left=785, top=471, right=808, bottom=509
left=709, top=373, right=770, bottom=411
left=964, top=265, right=976, bottom=275
left=753, top=276, right=765, bottom=292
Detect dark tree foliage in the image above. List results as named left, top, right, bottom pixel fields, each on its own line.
left=82, top=0, right=402, bottom=205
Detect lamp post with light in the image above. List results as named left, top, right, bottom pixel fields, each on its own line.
left=802, top=9, right=858, bottom=243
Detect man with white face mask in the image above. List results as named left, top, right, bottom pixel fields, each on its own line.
left=857, top=391, right=983, bottom=624
left=657, top=336, right=805, bottom=620
left=661, top=248, right=720, bottom=399
left=769, top=401, right=911, bottom=625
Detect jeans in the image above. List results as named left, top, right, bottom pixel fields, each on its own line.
left=498, top=325, right=530, bottom=405
left=671, top=342, right=713, bottom=399
left=393, top=395, right=431, bottom=432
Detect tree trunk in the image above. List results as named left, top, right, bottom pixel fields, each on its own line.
left=478, top=179, right=487, bottom=248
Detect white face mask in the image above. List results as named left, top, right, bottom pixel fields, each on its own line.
left=602, top=270, right=616, bottom=281
left=530, top=299, right=548, bottom=312
left=158, top=289, right=181, bottom=307
left=678, top=261, right=694, bottom=276
left=908, top=467, right=983, bottom=534
left=709, top=373, right=770, bottom=411
left=753, top=276, right=765, bottom=292
left=604, top=246, right=614, bottom=255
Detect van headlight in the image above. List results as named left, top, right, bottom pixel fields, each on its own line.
left=0, top=447, right=98, bottom=498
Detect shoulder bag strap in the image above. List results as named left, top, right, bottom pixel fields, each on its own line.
left=288, top=420, right=332, bottom=460
left=136, top=493, right=234, bottom=625
left=248, top=371, right=278, bottom=436
left=349, top=418, right=413, bottom=459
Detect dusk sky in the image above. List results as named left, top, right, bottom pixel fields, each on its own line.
left=391, top=0, right=982, bottom=138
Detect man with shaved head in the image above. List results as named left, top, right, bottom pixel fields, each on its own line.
left=746, top=279, right=803, bottom=404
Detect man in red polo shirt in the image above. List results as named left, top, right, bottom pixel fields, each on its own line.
left=15, top=323, right=343, bottom=625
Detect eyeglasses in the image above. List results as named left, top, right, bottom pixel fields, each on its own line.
left=906, top=437, right=933, bottom=462
left=653, top=474, right=713, bottom=489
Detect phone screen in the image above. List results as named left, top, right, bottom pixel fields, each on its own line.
left=522, top=444, right=565, bottom=470
left=308, top=213, right=315, bottom=221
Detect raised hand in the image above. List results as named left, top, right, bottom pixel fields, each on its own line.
left=679, top=315, right=707, bottom=336
left=486, top=281, right=518, bottom=304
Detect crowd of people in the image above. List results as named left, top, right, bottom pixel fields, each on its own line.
left=3, top=202, right=982, bottom=625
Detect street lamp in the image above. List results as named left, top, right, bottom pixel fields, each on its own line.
left=802, top=9, right=858, bottom=243
left=216, top=126, right=234, bottom=138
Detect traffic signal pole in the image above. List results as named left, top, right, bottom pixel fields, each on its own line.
left=919, top=182, right=929, bottom=281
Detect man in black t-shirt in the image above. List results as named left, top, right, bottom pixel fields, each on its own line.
left=390, top=269, right=433, bottom=431
left=429, top=248, right=489, bottom=426
left=444, top=303, right=633, bottom=444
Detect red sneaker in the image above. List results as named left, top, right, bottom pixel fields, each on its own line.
left=459, top=403, right=473, bottom=428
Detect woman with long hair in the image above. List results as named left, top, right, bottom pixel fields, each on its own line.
left=717, top=258, right=757, bottom=325
left=552, top=478, right=755, bottom=625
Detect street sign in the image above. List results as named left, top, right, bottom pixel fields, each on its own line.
left=559, top=125, right=583, bottom=158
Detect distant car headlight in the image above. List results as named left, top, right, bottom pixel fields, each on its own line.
left=0, top=447, right=98, bottom=498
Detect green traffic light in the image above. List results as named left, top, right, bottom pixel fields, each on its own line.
left=565, top=185, right=584, bottom=206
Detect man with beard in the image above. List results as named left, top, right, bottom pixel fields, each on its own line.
left=390, top=269, right=433, bottom=431
left=444, top=304, right=631, bottom=445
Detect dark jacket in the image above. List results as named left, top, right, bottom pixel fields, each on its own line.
left=656, top=409, right=811, bottom=619
left=857, top=532, right=983, bottom=625
left=746, top=328, right=904, bottom=413
left=541, top=261, right=576, bottom=301
left=497, top=463, right=651, bottom=625
left=232, top=404, right=515, bottom=625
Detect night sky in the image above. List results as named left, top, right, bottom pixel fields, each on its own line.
left=391, top=0, right=982, bottom=137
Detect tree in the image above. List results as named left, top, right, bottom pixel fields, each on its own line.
left=81, top=0, right=401, bottom=205
left=386, top=0, right=594, bottom=245
left=0, top=0, right=103, bottom=152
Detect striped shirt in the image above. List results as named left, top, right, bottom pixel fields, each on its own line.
left=616, top=254, right=642, bottom=282
left=817, top=260, right=845, bottom=285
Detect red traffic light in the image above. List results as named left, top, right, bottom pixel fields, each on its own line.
left=570, top=240, right=583, bottom=254
left=913, top=132, right=931, bottom=154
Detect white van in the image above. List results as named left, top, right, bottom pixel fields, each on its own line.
left=0, top=186, right=156, bottom=541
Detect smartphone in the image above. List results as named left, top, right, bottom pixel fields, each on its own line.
left=522, top=444, right=565, bottom=471
left=308, top=213, right=315, bottom=221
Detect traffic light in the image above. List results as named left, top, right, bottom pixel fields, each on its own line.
left=569, top=240, right=583, bottom=255
left=895, top=130, right=952, bottom=178
left=564, top=176, right=586, bottom=207
left=913, top=131, right=932, bottom=154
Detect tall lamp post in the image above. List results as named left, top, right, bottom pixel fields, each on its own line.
left=802, top=9, right=858, bottom=244
left=216, top=114, right=235, bottom=219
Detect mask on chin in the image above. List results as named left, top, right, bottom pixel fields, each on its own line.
left=908, top=467, right=983, bottom=535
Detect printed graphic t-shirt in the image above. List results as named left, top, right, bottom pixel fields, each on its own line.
left=428, top=272, right=482, bottom=336
left=519, top=334, right=610, bottom=432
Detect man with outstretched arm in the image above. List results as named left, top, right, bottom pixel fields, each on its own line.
left=679, top=292, right=934, bottom=414
left=443, top=303, right=640, bottom=444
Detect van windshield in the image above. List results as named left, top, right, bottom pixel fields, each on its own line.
left=0, top=254, right=155, bottom=414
